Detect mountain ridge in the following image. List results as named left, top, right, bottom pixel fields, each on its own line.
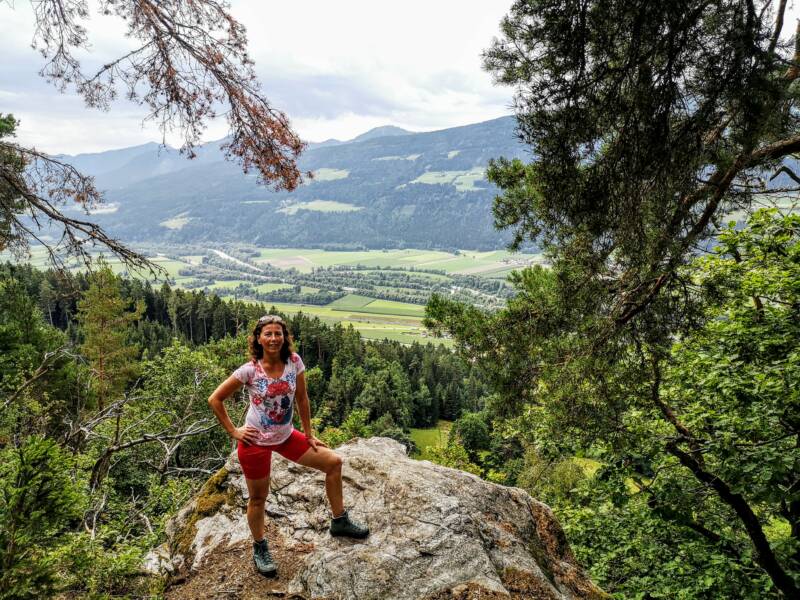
left=63, top=115, right=530, bottom=251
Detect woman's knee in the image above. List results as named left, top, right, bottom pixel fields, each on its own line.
left=248, top=491, right=268, bottom=505
left=326, top=453, right=343, bottom=475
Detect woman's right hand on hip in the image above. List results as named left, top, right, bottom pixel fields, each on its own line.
left=232, top=425, right=260, bottom=444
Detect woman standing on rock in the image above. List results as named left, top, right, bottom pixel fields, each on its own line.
left=208, top=314, right=369, bottom=576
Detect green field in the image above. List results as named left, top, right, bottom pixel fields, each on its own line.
left=409, top=420, right=453, bottom=460
left=352, top=299, right=427, bottom=318
left=254, top=247, right=540, bottom=275
left=328, top=294, right=374, bottom=310
left=410, top=167, right=486, bottom=191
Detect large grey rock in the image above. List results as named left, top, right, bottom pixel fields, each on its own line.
left=151, top=437, right=606, bottom=600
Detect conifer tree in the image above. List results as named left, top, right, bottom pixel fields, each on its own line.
left=428, top=1, right=800, bottom=595
left=77, top=265, right=143, bottom=410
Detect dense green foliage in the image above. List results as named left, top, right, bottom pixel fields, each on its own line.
left=0, top=437, right=84, bottom=599
left=426, top=0, right=800, bottom=596
left=429, top=210, right=800, bottom=598
left=0, top=262, right=491, bottom=597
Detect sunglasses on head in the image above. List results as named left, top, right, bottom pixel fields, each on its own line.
left=257, top=314, right=285, bottom=325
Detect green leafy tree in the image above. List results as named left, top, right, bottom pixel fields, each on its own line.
left=87, top=340, right=225, bottom=491
left=449, top=412, right=491, bottom=461
left=319, top=408, right=371, bottom=448
left=412, top=379, right=436, bottom=427
left=425, top=442, right=482, bottom=477
left=37, top=279, right=55, bottom=326
left=322, top=358, right=366, bottom=426
left=431, top=210, right=800, bottom=596
left=354, top=355, right=412, bottom=427
left=0, top=273, right=79, bottom=440
left=304, top=366, right=326, bottom=415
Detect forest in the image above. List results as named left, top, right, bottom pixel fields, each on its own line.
left=3, top=0, right=800, bottom=598
left=0, top=261, right=493, bottom=597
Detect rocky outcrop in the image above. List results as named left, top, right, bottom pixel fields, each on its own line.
left=149, top=437, right=606, bottom=600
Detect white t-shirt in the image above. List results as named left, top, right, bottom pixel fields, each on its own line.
left=232, top=353, right=305, bottom=445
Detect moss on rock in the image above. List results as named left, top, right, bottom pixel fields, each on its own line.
left=172, top=466, right=237, bottom=558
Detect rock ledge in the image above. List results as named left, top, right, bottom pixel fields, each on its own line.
left=149, top=437, right=607, bottom=600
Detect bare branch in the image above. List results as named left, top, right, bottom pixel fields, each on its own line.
left=769, top=165, right=800, bottom=183
left=768, top=0, right=788, bottom=56
left=0, top=141, right=162, bottom=275
left=3, top=345, right=73, bottom=409
left=24, top=0, right=306, bottom=189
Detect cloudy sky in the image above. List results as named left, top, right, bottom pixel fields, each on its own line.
left=0, top=0, right=515, bottom=155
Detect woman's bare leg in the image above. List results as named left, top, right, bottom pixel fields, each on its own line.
left=297, top=447, right=344, bottom=516
left=244, top=476, right=270, bottom=540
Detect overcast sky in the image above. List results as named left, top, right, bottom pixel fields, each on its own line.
left=0, top=0, right=515, bottom=155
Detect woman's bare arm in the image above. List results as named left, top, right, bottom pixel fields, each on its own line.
left=208, top=374, right=260, bottom=444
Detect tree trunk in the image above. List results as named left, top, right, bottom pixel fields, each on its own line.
left=668, top=442, right=799, bottom=597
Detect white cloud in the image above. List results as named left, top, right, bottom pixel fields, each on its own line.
left=3, top=1, right=800, bottom=157
left=0, top=0, right=514, bottom=154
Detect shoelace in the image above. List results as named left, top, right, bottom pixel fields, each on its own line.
left=255, top=541, right=272, bottom=559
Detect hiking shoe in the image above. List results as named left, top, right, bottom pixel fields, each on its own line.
left=253, top=538, right=277, bottom=576
left=330, top=510, right=370, bottom=539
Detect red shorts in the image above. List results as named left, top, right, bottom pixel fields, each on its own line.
left=236, top=428, right=311, bottom=480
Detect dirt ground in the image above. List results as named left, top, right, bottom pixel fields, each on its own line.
left=165, top=521, right=318, bottom=600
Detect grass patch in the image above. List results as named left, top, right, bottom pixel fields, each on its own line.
left=328, top=294, right=374, bottom=310
left=160, top=213, right=192, bottom=230
left=312, top=168, right=349, bottom=181
left=357, top=299, right=426, bottom=318
left=409, top=167, right=486, bottom=191
left=277, top=200, right=363, bottom=215
left=410, top=420, right=453, bottom=460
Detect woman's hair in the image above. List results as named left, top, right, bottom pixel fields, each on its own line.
left=249, top=315, right=294, bottom=363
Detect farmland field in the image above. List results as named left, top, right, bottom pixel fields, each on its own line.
left=8, top=244, right=541, bottom=345
left=350, top=299, right=427, bottom=318
left=254, top=247, right=541, bottom=274
left=328, top=294, right=374, bottom=310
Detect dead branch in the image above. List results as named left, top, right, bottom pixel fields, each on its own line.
left=3, top=345, right=75, bottom=409
left=0, top=142, right=162, bottom=275
left=25, top=0, right=306, bottom=189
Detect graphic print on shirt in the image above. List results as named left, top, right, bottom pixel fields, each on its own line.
left=234, top=353, right=305, bottom=445
left=253, top=365, right=297, bottom=426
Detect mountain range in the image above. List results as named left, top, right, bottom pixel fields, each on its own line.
left=59, top=116, right=531, bottom=250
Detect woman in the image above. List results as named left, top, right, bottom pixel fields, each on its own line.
left=208, top=314, right=369, bottom=577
